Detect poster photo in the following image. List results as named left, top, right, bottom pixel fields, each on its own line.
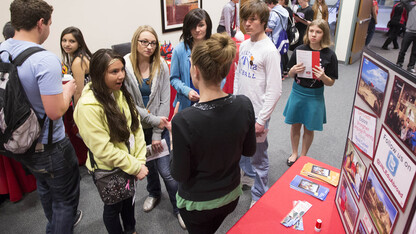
left=352, top=106, right=377, bottom=158
left=363, top=167, right=398, bottom=234
left=357, top=56, right=389, bottom=117
left=336, top=174, right=359, bottom=234
left=385, top=76, right=416, bottom=154
left=161, top=0, right=202, bottom=33
left=343, top=139, right=367, bottom=200
left=374, top=127, right=416, bottom=210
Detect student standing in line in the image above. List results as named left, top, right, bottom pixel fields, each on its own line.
left=60, top=26, right=91, bottom=165
left=170, top=8, right=212, bottom=111
left=265, top=0, right=289, bottom=79
left=0, top=0, right=81, bottom=232
left=365, top=0, right=379, bottom=46
left=290, top=0, right=313, bottom=50
left=74, top=49, right=148, bottom=234
left=284, top=19, right=338, bottom=166
left=382, top=0, right=407, bottom=50
left=171, top=33, right=257, bottom=234
left=312, top=0, right=328, bottom=22
left=123, top=25, right=185, bottom=229
left=234, top=0, right=282, bottom=208
left=217, top=0, right=240, bottom=37
left=396, top=0, right=416, bottom=73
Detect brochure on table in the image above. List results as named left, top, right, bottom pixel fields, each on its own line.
left=336, top=48, right=416, bottom=234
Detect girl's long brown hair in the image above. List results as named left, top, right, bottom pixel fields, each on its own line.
left=89, top=49, right=140, bottom=143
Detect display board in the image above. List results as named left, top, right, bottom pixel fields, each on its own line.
left=336, top=48, right=416, bottom=234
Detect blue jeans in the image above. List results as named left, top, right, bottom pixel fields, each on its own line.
left=144, top=129, right=179, bottom=214
left=103, top=197, right=136, bottom=234
left=240, top=120, right=269, bottom=201
left=18, top=137, right=80, bottom=234
left=365, top=17, right=376, bottom=46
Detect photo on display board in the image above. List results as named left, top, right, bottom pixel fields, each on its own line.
left=352, top=106, right=377, bottom=159
left=404, top=197, right=416, bottom=234
left=336, top=174, right=359, bottom=234
left=343, top=139, right=367, bottom=200
left=373, top=127, right=416, bottom=210
left=362, top=167, right=398, bottom=234
left=385, top=76, right=416, bottom=158
left=357, top=56, right=389, bottom=117
left=161, top=0, right=203, bottom=32
left=357, top=221, right=368, bottom=234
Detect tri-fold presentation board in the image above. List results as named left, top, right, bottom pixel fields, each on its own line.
left=336, top=48, right=416, bottom=234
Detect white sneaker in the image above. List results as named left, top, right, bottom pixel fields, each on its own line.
left=250, top=200, right=257, bottom=208
left=177, top=213, right=186, bottom=230
left=143, top=196, right=160, bottom=212
left=73, top=210, right=83, bottom=227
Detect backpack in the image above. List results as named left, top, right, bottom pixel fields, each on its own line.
left=271, top=10, right=290, bottom=55
left=287, top=15, right=299, bottom=45
left=0, top=47, right=52, bottom=158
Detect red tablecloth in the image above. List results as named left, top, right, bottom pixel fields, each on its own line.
left=0, top=155, right=36, bottom=202
left=228, top=156, right=344, bottom=234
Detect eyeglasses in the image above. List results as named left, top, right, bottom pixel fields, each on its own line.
left=138, top=40, right=158, bottom=48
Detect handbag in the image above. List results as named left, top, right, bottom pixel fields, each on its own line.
left=89, top=146, right=135, bottom=205
left=271, top=10, right=290, bottom=55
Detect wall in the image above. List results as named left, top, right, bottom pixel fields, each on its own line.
left=0, top=0, right=228, bottom=56
left=334, top=0, right=360, bottom=63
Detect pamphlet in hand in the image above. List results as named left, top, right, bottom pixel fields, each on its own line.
left=145, top=139, right=169, bottom=162
left=290, top=175, right=329, bottom=201
left=300, top=162, right=340, bottom=186
left=296, top=50, right=320, bottom=79
left=293, top=13, right=308, bottom=24
left=281, top=200, right=312, bottom=228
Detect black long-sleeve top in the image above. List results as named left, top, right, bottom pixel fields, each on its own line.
left=171, top=94, right=256, bottom=201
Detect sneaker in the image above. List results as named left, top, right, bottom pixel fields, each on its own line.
left=408, top=67, right=416, bottom=73
left=396, top=63, right=403, bottom=68
left=250, top=200, right=257, bottom=208
left=143, top=196, right=160, bottom=212
left=177, top=213, right=187, bottom=230
left=73, top=210, right=83, bottom=227
left=381, top=46, right=389, bottom=50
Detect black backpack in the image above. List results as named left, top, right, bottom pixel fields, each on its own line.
left=0, top=47, right=52, bottom=158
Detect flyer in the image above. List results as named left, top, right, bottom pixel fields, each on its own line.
left=300, top=162, right=340, bottom=186
left=295, top=50, right=320, bottom=79
left=290, top=175, right=330, bottom=201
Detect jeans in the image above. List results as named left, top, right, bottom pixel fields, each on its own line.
left=397, top=32, right=416, bottom=68
left=179, top=197, right=239, bottom=234
left=144, top=128, right=179, bottom=214
left=240, top=120, right=269, bottom=201
left=365, top=17, right=376, bottom=46
left=18, top=137, right=80, bottom=234
left=103, top=197, right=136, bottom=234
left=382, top=23, right=402, bottom=49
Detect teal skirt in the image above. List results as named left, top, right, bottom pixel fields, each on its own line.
left=283, top=81, right=326, bottom=131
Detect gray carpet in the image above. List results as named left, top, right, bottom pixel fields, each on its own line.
left=0, top=31, right=403, bottom=234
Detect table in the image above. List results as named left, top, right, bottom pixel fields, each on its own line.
left=228, top=156, right=345, bottom=234
left=0, top=155, right=36, bottom=202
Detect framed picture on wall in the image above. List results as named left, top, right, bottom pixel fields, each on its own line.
left=385, top=76, right=416, bottom=157
left=357, top=56, right=389, bottom=117
left=373, top=126, right=416, bottom=210
left=343, top=139, right=367, bottom=200
left=161, top=0, right=202, bottom=33
left=362, top=166, right=398, bottom=234
left=336, top=174, right=360, bottom=234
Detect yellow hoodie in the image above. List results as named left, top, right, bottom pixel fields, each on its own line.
left=74, top=83, right=146, bottom=175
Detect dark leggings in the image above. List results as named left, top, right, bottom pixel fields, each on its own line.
left=179, top=197, right=239, bottom=234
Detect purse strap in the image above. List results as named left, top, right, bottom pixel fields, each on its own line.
left=89, top=140, right=130, bottom=170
